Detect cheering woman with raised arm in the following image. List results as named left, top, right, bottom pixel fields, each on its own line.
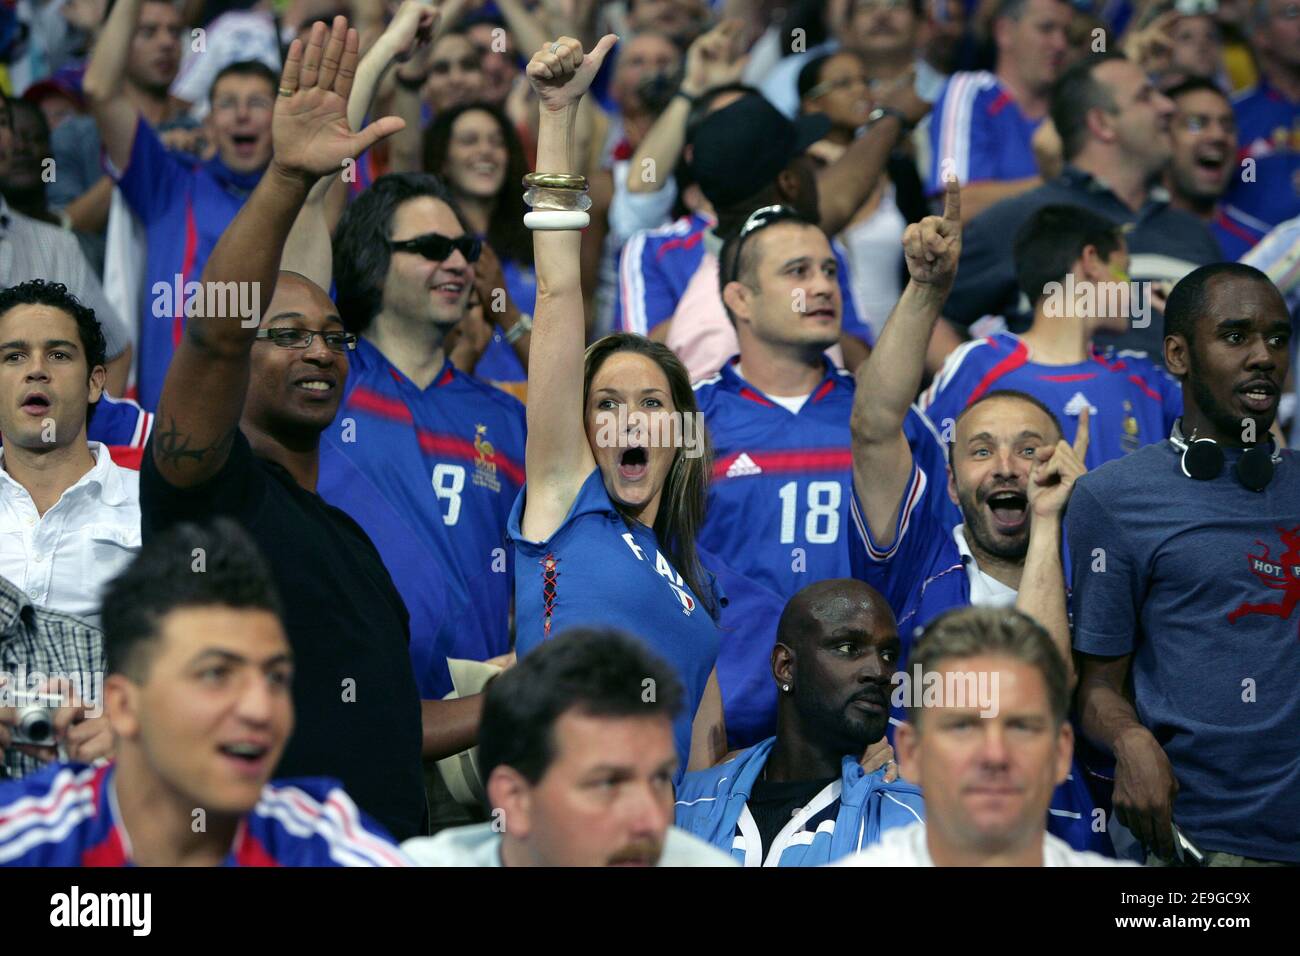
left=508, top=34, right=726, bottom=779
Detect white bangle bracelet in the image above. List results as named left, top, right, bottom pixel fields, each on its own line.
left=524, top=210, right=590, bottom=230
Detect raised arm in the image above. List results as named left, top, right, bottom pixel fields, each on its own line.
left=81, top=0, right=147, bottom=172
left=816, top=79, right=930, bottom=236
left=519, top=34, right=618, bottom=543
left=283, top=1, right=441, bottom=287
left=625, top=19, right=747, bottom=195
left=850, top=178, right=961, bottom=546
left=1017, top=406, right=1089, bottom=690
left=152, top=18, right=405, bottom=488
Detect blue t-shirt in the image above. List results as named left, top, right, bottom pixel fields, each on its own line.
left=319, top=339, right=526, bottom=664
left=919, top=332, right=1182, bottom=470
left=928, top=71, right=1042, bottom=194
left=1225, top=81, right=1300, bottom=232
left=1068, top=439, right=1300, bottom=863
left=509, top=469, right=721, bottom=777
left=112, top=117, right=263, bottom=411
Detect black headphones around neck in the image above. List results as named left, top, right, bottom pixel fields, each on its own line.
left=1169, top=419, right=1281, bottom=492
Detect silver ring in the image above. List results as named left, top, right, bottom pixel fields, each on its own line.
left=550, top=42, right=561, bottom=54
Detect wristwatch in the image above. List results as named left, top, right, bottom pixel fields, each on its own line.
left=865, top=106, right=911, bottom=131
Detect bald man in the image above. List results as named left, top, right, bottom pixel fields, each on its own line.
left=675, top=579, right=925, bottom=866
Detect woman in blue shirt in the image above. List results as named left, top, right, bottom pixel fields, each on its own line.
left=509, top=34, right=726, bottom=777
left=425, top=102, right=533, bottom=385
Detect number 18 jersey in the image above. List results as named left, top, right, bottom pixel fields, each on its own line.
left=696, top=357, right=954, bottom=601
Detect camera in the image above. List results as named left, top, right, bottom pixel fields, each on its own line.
left=9, top=691, right=64, bottom=747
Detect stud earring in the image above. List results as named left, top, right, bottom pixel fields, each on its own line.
left=782, top=684, right=790, bottom=692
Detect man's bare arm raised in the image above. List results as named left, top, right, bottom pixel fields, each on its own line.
left=151, top=18, right=404, bottom=487
left=849, top=177, right=962, bottom=546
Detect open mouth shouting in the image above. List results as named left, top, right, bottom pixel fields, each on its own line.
left=985, top=489, right=1029, bottom=535
left=1192, top=145, right=1229, bottom=186
left=230, top=133, right=260, bottom=158
left=618, top=445, right=649, bottom=482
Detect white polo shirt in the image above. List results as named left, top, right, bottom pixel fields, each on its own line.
left=0, top=442, right=141, bottom=626
left=836, top=821, right=1132, bottom=867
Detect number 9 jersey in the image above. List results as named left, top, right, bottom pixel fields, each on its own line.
left=318, top=339, right=527, bottom=665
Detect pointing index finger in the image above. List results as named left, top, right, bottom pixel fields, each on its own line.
left=1073, top=405, right=1091, bottom=460
left=942, top=174, right=961, bottom=224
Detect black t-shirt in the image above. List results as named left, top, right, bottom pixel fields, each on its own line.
left=747, top=776, right=837, bottom=860
left=140, top=430, right=426, bottom=841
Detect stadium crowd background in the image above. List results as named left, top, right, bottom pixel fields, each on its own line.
left=0, top=0, right=1295, bottom=868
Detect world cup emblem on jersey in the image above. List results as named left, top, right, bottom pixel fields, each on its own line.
left=473, top=423, right=502, bottom=493
left=1121, top=401, right=1139, bottom=454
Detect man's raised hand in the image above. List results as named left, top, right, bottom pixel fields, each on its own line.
left=902, top=175, right=961, bottom=288
left=1028, top=405, right=1089, bottom=520
left=527, top=34, right=619, bottom=112
left=272, top=17, right=407, bottom=182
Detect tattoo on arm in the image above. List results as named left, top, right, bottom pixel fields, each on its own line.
left=153, top=410, right=237, bottom=470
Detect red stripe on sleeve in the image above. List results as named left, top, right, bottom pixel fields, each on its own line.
left=966, top=340, right=1030, bottom=404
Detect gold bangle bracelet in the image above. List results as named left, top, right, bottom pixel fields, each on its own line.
left=523, top=172, right=589, bottom=191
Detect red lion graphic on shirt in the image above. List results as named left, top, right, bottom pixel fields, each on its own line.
left=1227, top=526, right=1300, bottom=624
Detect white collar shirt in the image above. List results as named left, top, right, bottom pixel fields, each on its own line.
left=0, top=443, right=141, bottom=626
left=953, top=524, right=1019, bottom=608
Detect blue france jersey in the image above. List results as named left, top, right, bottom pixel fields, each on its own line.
left=698, top=358, right=958, bottom=601
left=319, top=340, right=526, bottom=663
left=0, top=763, right=409, bottom=866
left=699, top=545, right=787, bottom=751
left=919, top=333, right=1181, bottom=470
left=928, top=72, right=1042, bottom=194
left=1225, top=82, right=1300, bottom=231
left=318, top=437, right=455, bottom=699
left=847, top=461, right=1105, bottom=853
left=509, top=470, right=721, bottom=777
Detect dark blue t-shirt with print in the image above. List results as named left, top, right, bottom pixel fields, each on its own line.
left=1068, top=440, right=1300, bottom=863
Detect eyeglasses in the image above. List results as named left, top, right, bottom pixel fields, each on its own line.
left=254, top=328, right=358, bottom=352
left=388, top=232, right=483, bottom=263
left=724, top=205, right=807, bottom=284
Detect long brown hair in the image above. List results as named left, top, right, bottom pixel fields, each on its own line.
left=583, top=333, right=717, bottom=619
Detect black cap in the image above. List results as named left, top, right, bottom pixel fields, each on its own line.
left=688, top=95, right=831, bottom=210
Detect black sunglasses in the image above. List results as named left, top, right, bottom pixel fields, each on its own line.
left=724, top=205, right=807, bottom=285
left=388, top=232, right=483, bottom=263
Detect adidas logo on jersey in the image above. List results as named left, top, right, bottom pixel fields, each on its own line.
left=725, top=453, right=763, bottom=478
left=1064, top=392, right=1098, bottom=417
